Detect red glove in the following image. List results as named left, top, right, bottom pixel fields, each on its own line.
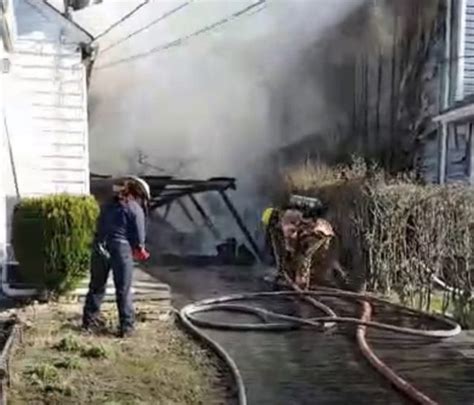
left=133, top=247, right=150, bottom=261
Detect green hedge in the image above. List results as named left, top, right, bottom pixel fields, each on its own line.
left=12, top=195, right=99, bottom=297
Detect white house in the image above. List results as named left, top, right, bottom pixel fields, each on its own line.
left=0, top=0, right=95, bottom=293
left=434, top=0, right=474, bottom=185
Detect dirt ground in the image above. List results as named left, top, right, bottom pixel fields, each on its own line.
left=9, top=302, right=225, bottom=405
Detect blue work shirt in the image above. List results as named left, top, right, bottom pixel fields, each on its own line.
left=95, top=198, right=146, bottom=249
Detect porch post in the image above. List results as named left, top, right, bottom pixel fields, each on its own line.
left=468, top=123, right=474, bottom=184
left=438, top=0, right=452, bottom=184
left=438, top=122, right=449, bottom=184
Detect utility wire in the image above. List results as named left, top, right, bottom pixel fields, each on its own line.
left=244, top=1, right=267, bottom=17
left=96, top=0, right=265, bottom=70
left=93, top=0, right=151, bottom=42
left=98, top=1, right=193, bottom=55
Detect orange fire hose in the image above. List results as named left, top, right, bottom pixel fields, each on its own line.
left=283, top=272, right=439, bottom=405
left=356, top=300, right=437, bottom=405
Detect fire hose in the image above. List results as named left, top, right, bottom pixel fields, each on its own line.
left=178, top=285, right=461, bottom=405
left=432, top=275, right=473, bottom=299
left=177, top=215, right=462, bottom=405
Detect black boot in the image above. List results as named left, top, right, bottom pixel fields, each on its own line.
left=118, top=327, right=135, bottom=338
left=82, top=315, right=107, bottom=334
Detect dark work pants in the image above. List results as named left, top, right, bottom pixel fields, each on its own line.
left=83, top=241, right=135, bottom=332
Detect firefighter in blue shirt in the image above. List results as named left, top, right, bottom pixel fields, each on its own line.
left=83, top=176, right=151, bottom=337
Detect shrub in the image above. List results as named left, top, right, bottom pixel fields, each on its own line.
left=12, top=194, right=99, bottom=297
left=25, top=363, right=60, bottom=386
left=54, top=356, right=82, bottom=370
left=284, top=158, right=474, bottom=327
left=80, top=344, right=109, bottom=359
left=54, top=335, right=83, bottom=353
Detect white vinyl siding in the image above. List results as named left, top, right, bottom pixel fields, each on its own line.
left=455, top=0, right=474, bottom=100
left=1, top=0, right=91, bottom=273
left=6, top=40, right=88, bottom=197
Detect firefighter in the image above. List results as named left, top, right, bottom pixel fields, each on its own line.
left=261, top=196, right=325, bottom=270
left=261, top=195, right=348, bottom=289
left=83, top=176, right=151, bottom=337
left=261, top=205, right=302, bottom=284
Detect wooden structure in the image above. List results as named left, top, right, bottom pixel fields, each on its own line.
left=91, top=174, right=264, bottom=263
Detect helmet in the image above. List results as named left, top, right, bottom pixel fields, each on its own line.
left=112, top=176, right=151, bottom=201
left=287, top=194, right=325, bottom=218
left=288, top=195, right=322, bottom=211
left=261, top=207, right=274, bottom=227
left=125, top=176, right=151, bottom=201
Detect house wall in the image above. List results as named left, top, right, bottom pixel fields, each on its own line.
left=422, top=0, right=474, bottom=185
left=1, top=0, right=90, bottom=266
left=332, top=0, right=471, bottom=184
left=419, top=127, right=469, bottom=183
left=449, top=0, right=474, bottom=102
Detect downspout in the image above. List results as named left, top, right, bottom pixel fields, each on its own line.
left=1, top=0, right=41, bottom=297
left=438, top=0, right=454, bottom=184
left=62, top=0, right=71, bottom=17
left=2, top=93, right=38, bottom=298
left=2, top=109, right=46, bottom=297
left=1, top=1, right=34, bottom=297
left=0, top=0, right=13, bottom=52
left=80, top=42, right=98, bottom=88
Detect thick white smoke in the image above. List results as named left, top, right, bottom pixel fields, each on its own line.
left=73, top=0, right=366, bottom=178
left=69, top=0, right=368, bottom=248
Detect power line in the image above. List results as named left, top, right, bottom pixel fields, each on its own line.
left=96, top=0, right=266, bottom=70
left=98, top=1, right=193, bottom=55
left=244, top=1, right=267, bottom=17
left=93, top=0, right=151, bottom=42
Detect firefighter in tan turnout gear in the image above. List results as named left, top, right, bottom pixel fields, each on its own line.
left=262, top=195, right=348, bottom=290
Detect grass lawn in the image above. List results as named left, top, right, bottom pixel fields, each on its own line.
left=10, top=302, right=225, bottom=405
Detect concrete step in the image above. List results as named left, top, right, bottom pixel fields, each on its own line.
left=73, top=268, right=171, bottom=303
left=2, top=266, right=172, bottom=306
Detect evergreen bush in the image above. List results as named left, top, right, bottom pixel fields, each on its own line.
left=12, top=195, right=99, bottom=297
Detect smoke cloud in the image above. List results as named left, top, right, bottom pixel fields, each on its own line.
left=77, top=0, right=365, bottom=177
left=72, top=0, right=373, bottom=246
